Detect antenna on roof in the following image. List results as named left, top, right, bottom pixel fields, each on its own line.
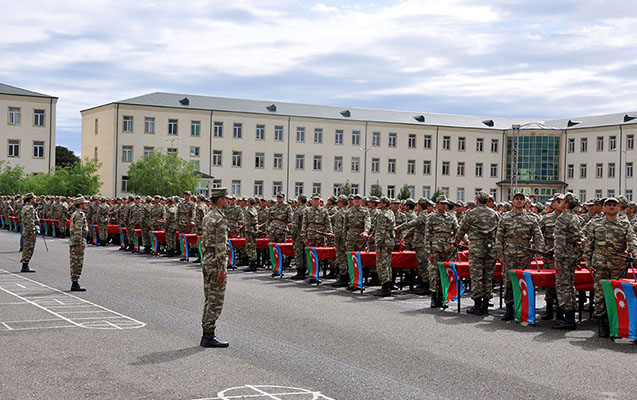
left=266, top=104, right=277, bottom=112
left=340, top=110, right=351, bottom=117
left=179, top=97, right=189, bottom=106
left=482, top=119, right=494, bottom=127
left=413, top=115, right=425, bottom=122
left=567, top=120, right=580, bottom=127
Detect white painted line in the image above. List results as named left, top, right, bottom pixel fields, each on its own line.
left=5, top=325, right=76, bottom=331
left=2, top=319, right=62, bottom=323
left=244, top=385, right=283, bottom=400
left=1, top=322, right=13, bottom=330
left=0, top=302, right=27, bottom=306
left=15, top=284, right=26, bottom=288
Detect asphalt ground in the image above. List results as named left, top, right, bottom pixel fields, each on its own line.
left=0, top=230, right=635, bottom=400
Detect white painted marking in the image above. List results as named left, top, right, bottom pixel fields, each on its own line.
left=16, top=284, right=26, bottom=288
left=194, top=385, right=336, bottom=400
left=0, top=302, right=27, bottom=306
left=1, top=322, right=13, bottom=330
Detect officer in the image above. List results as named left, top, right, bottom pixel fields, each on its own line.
left=20, top=193, right=39, bottom=273
left=426, top=195, right=459, bottom=308
left=200, top=187, right=230, bottom=348
left=373, top=197, right=395, bottom=297
left=69, top=196, right=89, bottom=291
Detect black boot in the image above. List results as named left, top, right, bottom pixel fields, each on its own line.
left=466, top=298, right=483, bottom=315
left=191, top=257, right=201, bottom=264
left=412, top=281, right=430, bottom=295
left=430, top=292, right=443, bottom=308
left=331, top=274, right=350, bottom=287
left=373, top=282, right=392, bottom=297
left=368, top=273, right=381, bottom=286
left=501, top=303, right=515, bottom=321
left=141, top=246, right=151, bottom=254
left=552, top=311, right=576, bottom=330
left=200, top=329, right=229, bottom=348
left=70, top=281, right=86, bottom=292
left=244, top=261, right=257, bottom=272
left=598, top=317, right=610, bottom=338
left=20, top=263, right=35, bottom=273
left=481, top=297, right=489, bottom=315
left=540, top=301, right=554, bottom=320
left=291, top=270, right=306, bottom=280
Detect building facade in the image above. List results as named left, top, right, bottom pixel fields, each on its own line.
left=1, top=83, right=57, bottom=174
left=81, top=92, right=637, bottom=203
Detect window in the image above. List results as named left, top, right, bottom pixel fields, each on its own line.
left=212, top=179, right=222, bottom=188
left=191, top=160, right=200, bottom=171
left=388, top=159, right=396, bottom=174
left=372, top=131, right=380, bottom=147
left=351, top=157, right=360, bottom=172
left=168, top=119, right=178, bottom=135
left=121, top=176, right=129, bottom=192
left=296, top=127, right=305, bottom=142
left=476, top=138, right=484, bottom=152
left=423, top=160, right=431, bottom=175
left=256, top=124, right=265, bottom=140
left=581, top=138, right=588, bottom=152
left=457, top=162, right=465, bottom=176
left=424, top=135, right=432, bottom=149
left=457, top=188, right=465, bottom=202
left=273, top=181, right=282, bottom=196
left=233, top=123, right=242, bottom=138
left=191, top=121, right=200, bottom=137
left=596, top=136, right=603, bottom=151
left=122, top=145, right=133, bottom=162
left=231, top=180, right=241, bottom=196
left=567, top=164, right=574, bottom=179
left=295, top=182, right=304, bottom=197
left=442, top=136, right=450, bottom=150
left=441, top=187, right=449, bottom=197
left=475, top=163, right=483, bottom=177
left=580, top=164, right=587, bottom=178
left=273, top=153, right=283, bottom=169
left=595, top=189, right=602, bottom=199
left=371, top=157, right=379, bottom=173
left=312, top=183, right=321, bottom=195
left=627, top=190, right=633, bottom=201
left=608, top=163, right=616, bottom=178
left=255, top=152, right=264, bottom=168
left=34, top=110, right=45, bottom=127
left=609, top=136, right=616, bottom=150
left=214, top=122, right=223, bottom=137
left=296, top=154, right=305, bottom=170
left=458, top=137, right=465, bottom=151
left=333, top=184, right=342, bottom=196
left=254, top=180, right=263, bottom=196
left=232, top=151, right=242, bottom=167
left=407, top=160, right=415, bottom=174
left=313, top=155, right=322, bottom=170
left=442, top=161, right=450, bottom=175
left=314, top=128, right=323, bottom=143
left=423, top=186, right=431, bottom=198
left=274, top=125, right=283, bottom=141
left=32, top=141, right=44, bottom=158
left=352, top=130, right=360, bottom=146
left=491, top=139, right=499, bottom=153
left=408, top=134, right=416, bottom=148
left=351, top=184, right=360, bottom=195
left=94, top=118, right=98, bottom=135
left=387, top=185, right=395, bottom=198
left=628, top=135, right=634, bottom=150
left=143, top=146, right=154, bottom=158
left=579, top=190, right=586, bottom=203
left=627, top=162, right=633, bottom=178
left=196, top=181, right=209, bottom=196
left=212, top=150, right=222, bottom=166
left=123, top=116, right=133, bottom=132
left=8, top=107, right=20, bottom=125
left=608, top=189, right=615, bottom=198
left=596, top=163, right=603, bottom=178
left=490, top=188, right=497, bottom=198
left=490, top=163, right=498, bottom=178
left=190, top=146, right=200, bottom=157
left=334, top=156, right=343, bottom=172
left=145, top=117, right=155, bottom=134
left=568, top=138, right=575, bottom=153
left=167, top=148, right=177, bottom=156
left=335, top=129, right=344, bottom=145
left=388, top=132, right=397, bottom=147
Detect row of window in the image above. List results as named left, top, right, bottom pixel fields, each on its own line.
left=566, top=163, right=634, bottom=179
left=7, top=107, right=47, bottom=127
left=6, top=139, right=46, bottom=158
left=567, top=135, right=635, bottom=153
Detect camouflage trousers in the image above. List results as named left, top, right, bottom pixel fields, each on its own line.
left=127, top=225, right=137, bottom=246
left=201, top=260, right=227, bottom=332
left=376, top=243, right=393, bottom=285
left=20, top=233, right=36, bottom=264
left=141, top=226, right=150, bottom=247
left=293, top=235, right=307, bottom=272
left=555, top=257, right=577, bottom=312
left=429, top=251, right=452, bottom=295
left=543, top=258, right=557, bottom=305
left=468, top=243, right=496, bottom=300
left=346, top=233, right=367, bottom=252
left=69, top=242, right=85, bottom=281
left=593, top=265, right=623, bottom=318
left=306, top=233, right=326, bottom=247
left=334, top=237, right=347, bottom=276
left=414, top=245, right=429, bottom=283
left=98, top=222, right=108, bottom=241
left=57, top=220, right=67, bottom=236
left=503, top=253, right=530, bottom=305
left=245, top=233, right=257, bottom=261
left=269, top=229, right=287, bottom=244
left=166, top=228, right=177, bottom=251
left=178, top=224, right=193, bottom=235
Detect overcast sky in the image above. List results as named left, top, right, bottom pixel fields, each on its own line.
left=3, top=0, right=637, bottom=154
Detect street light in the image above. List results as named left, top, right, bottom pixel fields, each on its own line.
left=164, top=136, right=181, bottom=179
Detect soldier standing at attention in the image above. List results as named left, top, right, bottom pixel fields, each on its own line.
left=494, top=192, right=545, bottom=321
left=344, top=194, right=371, bottom=253
left=373, top=197, right=395, bottom=297
left=97, top=197, right=110, bottom=246
left=177, top=191, right=196, bottom=235
left=268, top=192, right=292, bottom=243
left=426, top=196, right=459, bottom=308
left=242, top=197, right=259, bottom=271
left=69, top=196, right=89, bottom=291
left=194, top=194, right=208, bottom=235
left=395, top=198, right=431, bottom=295
left=302, top=194, right=333, bottom=283
left=583, top=197, right=637, bottom=337
left=290, top=195, right=308, bottom=280
left=200, top=187, right=230, bottom=348
left=225, top=196, right=244, bottom=238
left=331, top=195, right=349, bottom=287
left=164, top=197, right=178, bottom=257
left=454, top=192, right=499, bottom=315
left=539, top=195, right=563, bottom=320
left=20, top=193, right=39, bottom=273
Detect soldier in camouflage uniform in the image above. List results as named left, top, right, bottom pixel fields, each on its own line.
left=373, top=197, right=395, bottom=297
left=395, top=198, right=430, bottom=295
left=455, top=192, right=499, bottom=315
left=194, top=195, right=208, bottom=235
left=97, top=197, right=110, bottom=246
left=177, top=191, right=196, bottom=234
left=268, top=193, right=292, bottom=243
left=494, top=192, right=545, bottom=321
left=583, top=197, right=637, bottom=337
left=127, top=196, right=144, bottom=252
left=426, top=196, right=459, bottom=308
left=225, top=196, right=244, bottom=238
left=69, top=196, right=89, bottom=291
left=344, top=194, right=371, bottom=252
left=164, top=197, right=178, bottom=256
left=200, top=187, right=230, bottom=348
left=20, top=193, right=39, bottom=273
left=257, top=198, right=269, bottom=238
left=552, top=193, right=583, bottom=330
left=290, top=196, right=308, bottom=279
left=538, top=195, right=563, bottom=320
left=390, top=199, right=407, bottom=249
left=242, top=197, right=259, bottom=271
left=330, top=195, right=349, bottom=287
left=302, top=194, right=333, bottom=283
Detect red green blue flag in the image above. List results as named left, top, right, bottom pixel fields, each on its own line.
left=269, top=244, right=284, bottom=276
left=347, top=252, right=364, bottom=290
left=438, top=262, right=465, bottom=303
left=306, top=247, right=320, bottom=281
left=509, top=270, right=536, bottom=324
left=91, top=225, right=98, bottom=245
left=151, top=232, right=159, bottom=254
left=227, top=239, right=235, bottom=267
left=118, top=228, right=126, bottom=249
left=602, top=280, right=637, bottom=340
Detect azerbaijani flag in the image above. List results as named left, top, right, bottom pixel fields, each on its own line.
left=92, top=225, right=99, bottom=245
left=227, top=239, right=235, bottom=267
left=602, top=280, right=637, bottom=340
left=306, top=247, right=320, bottom=281
left=438, top=262, right=465, bottom=303
left=509, top=270, right=536, bottom=324
left=119, top=228, right=127, bottom=249
left=347, top=252, right=364, bottom=290
left=269, top=243, right=284, bottom=276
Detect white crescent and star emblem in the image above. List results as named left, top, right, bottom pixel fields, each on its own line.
left=614, top=287, right=626, bottom=309
left=520, top=279, right=528, bottom=297
left=446, top=268, right=454, bottom=283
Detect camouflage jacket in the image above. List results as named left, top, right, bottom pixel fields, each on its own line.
left=375, top=208, right=395, bottom=247
left=455, top=204, right=499, bottom=245
left=583, top=217, right=637, bottom=270
left=554, top=209, right=583, bottom=261
left=202, top=207, right=228, bottom=268
left=539, top=211, right=559, bottom=248
left=425, top=210, right=459, bottom=253
left=69, top=209, right=89, bottom=246
left=302, top=206, right=333, bottom=240
left=21, top=204, right=39, bottom=236
left=176, top=200, right=195, bottom=227
left=494, top=210, right=545, bottom=258
left=396, top=211, right=428, bottom=247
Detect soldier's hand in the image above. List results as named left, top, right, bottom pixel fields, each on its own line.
left=216, top=269, right=226, bottom=286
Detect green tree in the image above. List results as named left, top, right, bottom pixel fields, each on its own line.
left=127, top=153, right=197, bottom=196
left=398, top=184, right=411, bottom=200
left=0, top=162, right=26, bottom=194
left=340, top=180, right=352, bottom=196
left=431, top=188, right=443, bottom=202
left=23, top=158, right=101, bottom=196
left=370, top=181, right=383, bottom=197
left=55, top=146, right=80, bottom=167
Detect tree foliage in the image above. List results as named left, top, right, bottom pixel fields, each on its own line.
left=340, top=180, right=352, bottom=196
left=431, top=188, right=444, bottom=202
left=0, top=159, right=101, bottom=196
left=55, top=146, right=80, bottom=167
left=370, top=181, right=383, bottom=197
left=398, top=184, right=412, bottom=200
left=127, top=153, right=197, bottom=196
left=0, top=162, right=26, bottom=195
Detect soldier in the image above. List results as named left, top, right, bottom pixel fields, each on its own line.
left=177, top=191, right=196, bottom=234
left=20, top=193, right=39, bottom=273
left=538, top=195, right=563, bottom=320
left=200, top=187, right=230, bottom=348
left=583, top=197, right=637, bottom=337
left=164, top=197, right=178, bottom=257
left=242, top=197, right=259, bottom=271
left=194, top=194, right=208, bottom=235
left=225, top=196, right=244, bottom=238
left=390, top=199, right=407, bottom=249
left=494, top=192, right=545, bottom=321
left=426, top=196, right=459, bottom=308
left=331, top=195, right=349, bottom=287
left=69, top=196, right=89, bottom=291
left=302, top=194, right=333, bottom=283
left=454, top=192, right=499, bottom=315
left=552, top=193, right=583, bottom=330
left=373, top=197, right=395, bottom=297
left=96, top=197, right=110, bottom=246
left=290, top=195, right=308, bottom=280
left=344, top=194, right=371, bottom=252
left=395, top=198, right=430, bottom=295
left=128, top=196, right=144, bottom=252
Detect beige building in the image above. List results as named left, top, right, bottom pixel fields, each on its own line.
left=80, top=92, right=636, bottom=203
left=1, top=83, right=57, bottom=174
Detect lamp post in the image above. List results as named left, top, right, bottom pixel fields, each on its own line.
left=164, top=136, right=181, bottom=180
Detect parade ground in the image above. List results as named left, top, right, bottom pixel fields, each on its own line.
left=0, top=230, right=635, bottom=400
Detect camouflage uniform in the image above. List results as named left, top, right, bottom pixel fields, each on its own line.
left=177, top=198, right=196, bottom=234
left=195, top=200, right=208, bottom=235
left=225, top=203, right=244, bottom=238
left=539, top=210, right=559, bottom=305
left=344, top=205, right=371, bottom=252
left=553, top=208, right=583, bottom=313
left=257, top=204, right=269, bottom=238
left=290, top=203, right=307, bottom=274
left=165, top=202, right=178, bottom=254
left=243, top=203, right=258, bottom=262
left=150, top=201, right=166, bottom=231
left=302, top=204, right=333, bottom=247
left=332, top=204, right=347, bottom=276
left=141, top=199, right=153, bottom=249
left=69, top=205, right=89, bottom=281
left=97, top=200, right=110, bottom=243
left=393, top=207, right=407, bottom=248
left=20, top=203, right=39, bottom=265
left=375, top=206, right=396, bottom=285
left=425, top=208, right=459, bottom=297
left=268, top=202, right=292, bottom=243
left=201, top=204, right=228, bottom=333
left=395, top=209, right=429, bottom=284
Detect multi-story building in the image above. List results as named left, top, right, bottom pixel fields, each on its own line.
left=81, top=92, right=637, bottom=203
left=1, top=83, right=57, bottom=173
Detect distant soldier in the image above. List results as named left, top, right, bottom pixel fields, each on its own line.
left=331, top=195, right=349, bottom=287
left=242, top=197, right=259, bottom=271
left=290, top=196, right=308, bottom=280
left=390, top=200, right=406, bottom=249
left=164, top=197, right=178, bottom=257
left=302, top=194, right=333, bottom=247
left=395, top=198, right=430, bottom=295
left=225, top=196, right=244, bottom=238
left=69, top=196, right=89, bottom=291
left=177, top=191, right=196, bottom=235
left=426, top=196, right=459, bottom=308
left=20, top=193, right=39, bottom=273
left=194, top=194, right=208, bottom=235
left=268, top=192, right=292, bottom=243
left=538, top=195, right=563, bottom=320
left=97, top=197, right=110, bottom=246
left=373, top=197, right=395, bottom=297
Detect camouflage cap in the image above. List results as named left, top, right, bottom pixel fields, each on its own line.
left=618, top=195, right=629, bottom=207
left=417, top=198, right=428, bottom=208
left=475, top=191, right=489, bottom=202
left=276, top=192, right=285, bottom=198
left=512, top=191, right=526, bottom=200
left=337, top=195, right=347, bottom=203
left=353, top=193, right=362, bottom=199
left=405, top=198, right=416, bottom=206
left=183, top=190, right=192, bottom=196
left=210, top=187, right=228, bottom=198
left=435, top=195, right=448, bottom=204
left=347, top=195, right=354, bottom=201
left=379, top=196, right=390, bottom=204
left=563, top=192, right=578, bottom=207
left=312, top=193, right=321, bottom=200
left=554, top=193, right=565, bottom=201
left=23, top=192, right=35, bottom=201
left=72, top=195, right=89, bottom=206
left=328, top=195, right=337, bottom=202
left=594, top=198, right=605, bottom=205
left=466, top=201, right=476, bottom=207
left=535, top=203, right=545, bottom=211
left=297, top=195, right=307, bottom=202
left=604, top=197, right=619, bottom=206
left=628, top=202, right=637, bottom=210
left=370, top=196, right=379, bottom=202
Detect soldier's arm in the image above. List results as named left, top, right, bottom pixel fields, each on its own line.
left=363, top=211, right=371, bottom=233
left=531, top=219, right=545, bottom=252
left=626, top=224, right=637, bottom=257
left=324, top=210, right=333, bottom=234
left=455, top=213, right=470, bottom=243
left=493, top=218, right=505, bottom=257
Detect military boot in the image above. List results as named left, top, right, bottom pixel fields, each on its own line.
left=597, top=317, right=610, bottom=338
left=466, top=298, right=483, bottom=315
left=368, top=273, right=381, bottom=286
left=70, top=281, right=86, bottom=292
left=373, top=282, right=392, bottom=297
left=540, top=301, right=554, bottom=320
left=331, top=274, right=349, bottom=288
left=141, top=246, right=151, bottom=255
left=481, top=297, right=489, bottom=315
left=20, top=263, right=35, bottom=273
left=552, top=311, right=576, bottom=330
left=291, top=270, right=306, bottom=280
left=200, top=329, right=229, bottom=348
left=244, top=261, right=257, bottom=272
left=430, top=292, right=443, bottom=308
left=501, top=303, right=515, bottom=321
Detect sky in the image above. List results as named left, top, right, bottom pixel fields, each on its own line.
left=3, top=0, right=637, bottom=155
